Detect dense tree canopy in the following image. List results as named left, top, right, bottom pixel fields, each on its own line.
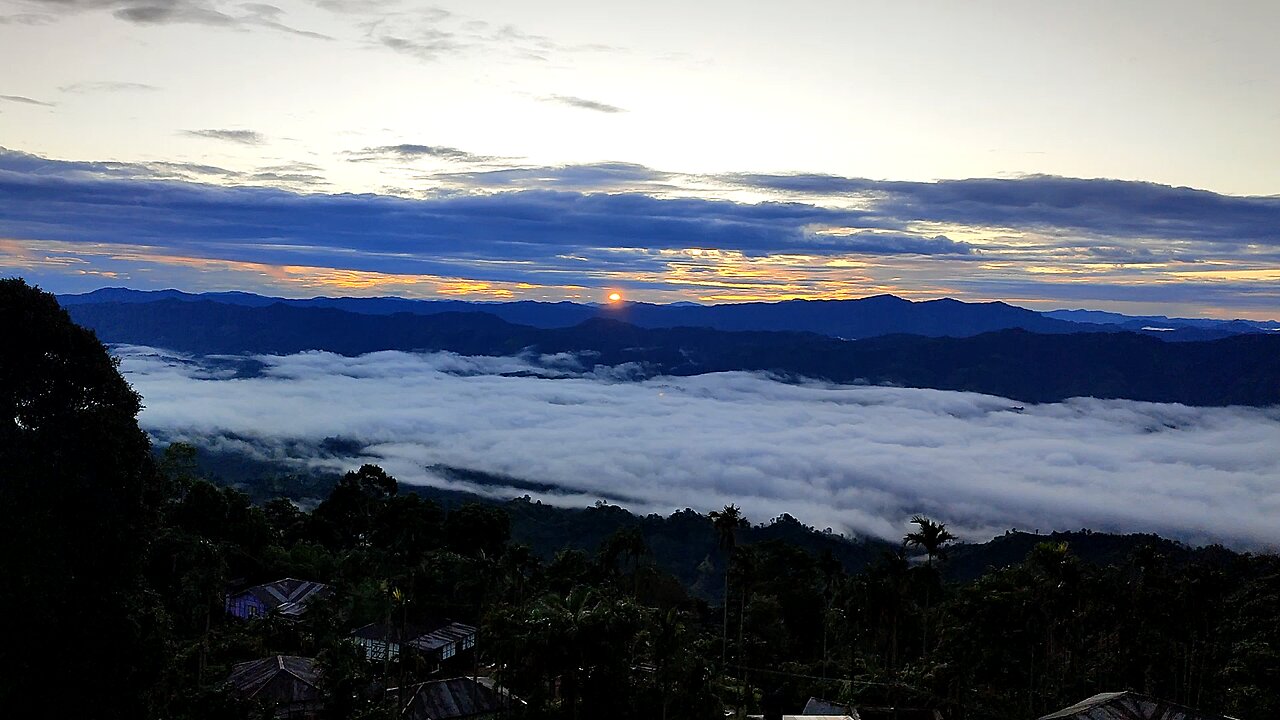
left=0, top=278, right=168, bottom=717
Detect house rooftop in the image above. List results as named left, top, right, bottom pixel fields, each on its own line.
left=748, top=716, right=855, bottom=720
left=405, top=622, right=476, bottom=652
left=1040, top=691, right=1236, bottom=720
left=231, top=578, right=330, bottom=617
left=227, top=655, right=320, bottom=700
left=803, top=697, right=858, bottom=717
left=351, top=619, right=477, bottom=650
left=395, top=677, right=509, bottom=720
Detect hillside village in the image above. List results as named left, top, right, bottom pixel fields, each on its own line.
left=216, top=574, right=1244, bottom=720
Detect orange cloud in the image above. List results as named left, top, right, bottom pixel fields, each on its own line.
left=0, top=238, right=586, bottom=300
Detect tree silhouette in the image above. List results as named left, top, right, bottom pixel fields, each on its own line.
left=600, top=525, right=649, bottom=596
left=905, top=515, right=957, bottom=568
left=905, top=515, right=956, bottom=658
left=0, top=278, right=168, bottom=717
left=709, top=504, right=745, bottom=670
left=311, top=464, right=398, bottom=550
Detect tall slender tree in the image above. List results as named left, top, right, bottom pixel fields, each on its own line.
left=905, top=515, right=956, bottom=659
left=709, top=504, right=745, bottom=670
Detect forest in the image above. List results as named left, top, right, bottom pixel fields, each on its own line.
left=2, top=277, right=1279, bottom=719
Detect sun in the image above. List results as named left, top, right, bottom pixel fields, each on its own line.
left=607, top=292, right=622, bottom=303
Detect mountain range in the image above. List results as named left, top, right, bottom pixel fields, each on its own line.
left=59, top=287, right=1280, bottom=342
left=63, top=293, right=1280, bottom=407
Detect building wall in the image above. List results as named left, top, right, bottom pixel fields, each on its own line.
left=226, top=593, right=269, bottom=620
left=355, top=636, right=401, bottom=661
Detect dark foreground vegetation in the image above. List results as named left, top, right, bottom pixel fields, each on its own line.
left=3, top=278, right=1279, bottom=719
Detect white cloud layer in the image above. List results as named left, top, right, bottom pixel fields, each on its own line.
left=117, top=346, right=1280, bottom=549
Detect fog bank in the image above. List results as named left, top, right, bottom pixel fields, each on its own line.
left=117, top=346, right=1280, bottom=548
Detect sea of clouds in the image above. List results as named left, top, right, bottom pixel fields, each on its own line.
left=116, top=346, right=1280, bottom=549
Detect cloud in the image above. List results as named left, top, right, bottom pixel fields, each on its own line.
left=0, top=148, right=970, bottom=280
left=377, top=31, right=467, bottom=61
left=182, top=129, right=265, bottom=144
left=116, top=346, right=1280, bottom=549
left=0, top=13, right=55, bottom=24
left=20, top=0, right=239, bottom=27
left=4, top=148, right=1279, bottom=314
left=728, top=173, right=1280, bottom=246
left=542, top=95, right=626, bottom=114
left=357, top=6, right=617, bottom=64
left=113, top=2, right=226, bottom=24
left=346, top=144, right=493, bottom=163
left=312, top=0, right=400, bottom=12
left=0, top=94, right=55, bottom=107
left=59, top=81, right=160, bottom=93
left=258, top=161, right=324, bottom=173
left=0, top=150, right=238, bottom=182
left=247, top=171, right=329, bottom=186
left=236, top=2, right=332, bottom=39
left=435, top=162, right=671, bottom=190
left=0, top=152, right=324, bottom=189
left=806, top=230, right=974, bottom=256
left=0, top=237, right=577, bottom=299
left=16, top=0, right=330, bottom=37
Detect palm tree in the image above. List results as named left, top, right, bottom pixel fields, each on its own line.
left=600, top=526, right=649, bottom=596
left=905, top=515, right=957, bottom=568
left=709, top=504, right=745, bottom=669
left=904, top=515, right=956, bottom=657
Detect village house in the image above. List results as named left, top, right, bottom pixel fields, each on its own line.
left=393, top=676, right=520, bottom=720
left=1040, top=691, right=1238, bottom=720
left=225, top=578, right=330, bottom=620
left=350, top=619, right=478, bottom=670
left=801, top=697, right=857, bottom=717
left=226, top=655, right=323, bottom=719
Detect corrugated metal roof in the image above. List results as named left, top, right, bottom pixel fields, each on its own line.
left=351, top=619, right=477, bottom=650
left=803, top=697, right=859, bottom=718
left=1039, top=691, right=1233, bottom=720
left=231, top=578, right=330, bottom=617
left=405, top=622, right=477, bottom=652
left=400, top=677, right=505, bottom=720
left=227, top=655, right=321, bottom=701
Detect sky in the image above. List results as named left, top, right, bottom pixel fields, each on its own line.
left=2, top=0, right=1279, bottom=317
left=119, top=346, right=1280, bottom=548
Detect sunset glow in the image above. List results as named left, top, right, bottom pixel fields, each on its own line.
left=0, top=1, right=1276, bottom=318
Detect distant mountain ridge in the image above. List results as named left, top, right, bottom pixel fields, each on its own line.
left=66, top=298, right=1280, bottom=406
left=59, top=287, right=1280, bottom=341
left=1045, top=307, right=1280, bottom=335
